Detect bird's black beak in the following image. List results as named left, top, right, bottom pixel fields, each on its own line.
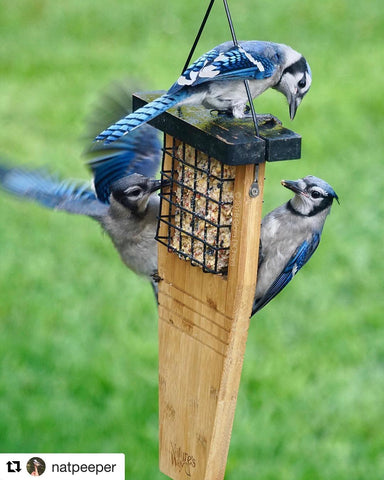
left=289, top=96, right=300, bottom=120
left=281, top=179, right=307, bottom=196
left=149, top=178, right=172, bottom=193
left=161, top=177, right=172, bottom=188
left=149, top=179, right=164, bottom=193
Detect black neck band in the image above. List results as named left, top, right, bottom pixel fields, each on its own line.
left=287, top=200, right=306, bottom=216
left=287, top=199, right=331, bottom=217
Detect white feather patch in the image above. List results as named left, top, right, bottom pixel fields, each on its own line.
left=177, top=69, right=200, bottom=86
left=199, top=52, right=227, bottom=78
left=177, top=45, right=266, bottom=86
left=238, top=46, right=265, bottom=72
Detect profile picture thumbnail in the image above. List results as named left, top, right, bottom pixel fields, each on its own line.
left=26, top=457, right=46, bottom=476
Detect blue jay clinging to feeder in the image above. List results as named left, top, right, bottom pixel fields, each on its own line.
left=0, top=87, right=164, bottom=290
left=252, top=176, right=339, bottom=316
left=95, top=40, right=312, bottom=143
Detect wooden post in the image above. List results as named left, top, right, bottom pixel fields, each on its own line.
left=132, top=92, right=301, bottom=480
left=158, top=157, right=265, bottom=480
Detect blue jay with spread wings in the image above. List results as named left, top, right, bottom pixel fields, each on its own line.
left=95, top=40, right=312, bottom=143
left=0, top=86, right=164, bottom=289
left=252, top=176, right=339, bottom=315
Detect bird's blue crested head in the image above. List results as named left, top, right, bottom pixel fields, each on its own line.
left=305, top=59, right=312, bottom=79
left=110, top=173, right=164, bottom=217
left=282, top=175, right=339, bottom=217
left=303, top=175, right=338, bottom=203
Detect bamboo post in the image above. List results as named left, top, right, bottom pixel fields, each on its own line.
left=133, top=92, right=301, bottom=480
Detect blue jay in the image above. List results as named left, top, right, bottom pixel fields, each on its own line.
left=252, top=175, right=339, bottom=315
left=95, top=40, right=312, bottom=143
left=0, top=86, right=164, bottom=291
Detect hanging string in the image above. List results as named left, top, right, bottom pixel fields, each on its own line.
left=222, top=0, right=238, bottom=46
left=182, top=0, right=216, bottom=74
left=181, top=0, right=259, bottom=137
left=223, top=0, right=259, bottom=137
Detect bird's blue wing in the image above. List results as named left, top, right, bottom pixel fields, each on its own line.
left=0, top=165, right=108, bottom=218
left=168, top=46, right=222, bottom=94
left=169, top=43, right=276, bottom=94
left=252, top=234, right=321, bottom=315
left=87, top=123, right=161, bottom=203
left=85, top=83, right=162, bottom=200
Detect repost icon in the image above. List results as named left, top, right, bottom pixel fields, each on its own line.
left=1, top=454, right=125, bottom=479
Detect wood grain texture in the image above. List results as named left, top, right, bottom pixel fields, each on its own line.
left=158, top=137, right=265, bottom=480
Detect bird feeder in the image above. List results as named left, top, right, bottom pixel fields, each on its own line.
left=133, top=91, right=300, bottom=480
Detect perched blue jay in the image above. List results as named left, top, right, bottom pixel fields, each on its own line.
left=95, top=40, right=312, bottom=143
left=252, top=175, right=339, bottom=315
left=0, top=87, right=164, bottom=291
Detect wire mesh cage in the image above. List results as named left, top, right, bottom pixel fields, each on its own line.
left=156, top=137, right=236, bottom=275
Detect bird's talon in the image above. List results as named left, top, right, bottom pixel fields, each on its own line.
left=210, top=109, right=233, bottom=118
left=241, top=112, right=282, bottom=127
left=151, top=272, right=162, bottom=283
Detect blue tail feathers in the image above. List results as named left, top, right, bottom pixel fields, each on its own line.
left=94, top=91, right=186, bottom=144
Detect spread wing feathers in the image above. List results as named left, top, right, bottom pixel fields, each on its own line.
left=87, top=124, right=161, bottom=203
left=169, top=44, right=276, bottom=94
left=0, top=165, right=108, bottom=218
left=87, top=81, right=162, bottom=168
left=85, top=81, right=135, bottom=141
left=252, top=233, right=321, bottom=315
left=94, top=92, right=186, bottom=143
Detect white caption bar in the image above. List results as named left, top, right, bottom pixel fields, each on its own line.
left=0, top=454, right=125, bottom=480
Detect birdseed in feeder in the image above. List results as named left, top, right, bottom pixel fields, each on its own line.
left=169, top=143, right=235, bottom=273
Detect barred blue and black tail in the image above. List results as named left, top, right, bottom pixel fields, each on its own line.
left=94, top=91, right=187, bottom=144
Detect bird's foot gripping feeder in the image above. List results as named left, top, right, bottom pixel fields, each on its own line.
left=133, top=92, right=301, bottom=480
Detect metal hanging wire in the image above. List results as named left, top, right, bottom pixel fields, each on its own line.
left=182, top=0, right=260, bottom=137
left=182, top=0, right=216, bottom=74
left=222, top=0, right=259, bottom=137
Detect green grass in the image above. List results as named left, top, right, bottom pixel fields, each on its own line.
left=0, top=0, right=383, bottom=478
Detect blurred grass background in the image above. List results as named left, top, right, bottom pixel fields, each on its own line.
left=0, top=0, right=383, bottom=478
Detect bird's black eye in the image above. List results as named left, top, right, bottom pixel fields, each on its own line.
left=298, top=77, right=306, bottom=89
left=311, top=190, right=321, bottom=199
left=125, top=187, right=142, bottom=198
